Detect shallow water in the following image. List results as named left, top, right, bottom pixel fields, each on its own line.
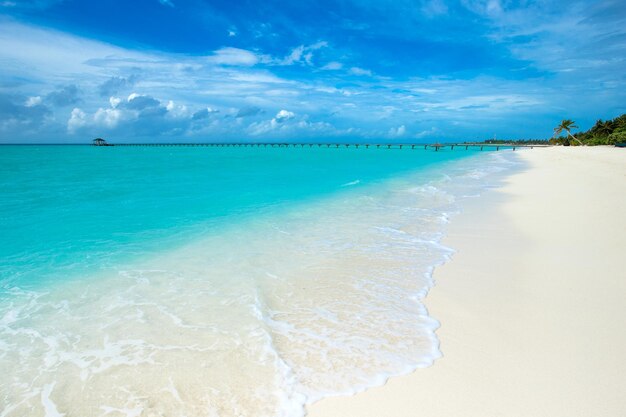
left=0, top=146, right=518, bottom=416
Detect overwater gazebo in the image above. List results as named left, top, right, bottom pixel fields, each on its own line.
left=92, top=138, right=108, bottom=146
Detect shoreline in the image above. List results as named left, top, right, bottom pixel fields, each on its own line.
left=307, top=146, right=626, bottom=416
left=0, top=148, right=511, bottom=417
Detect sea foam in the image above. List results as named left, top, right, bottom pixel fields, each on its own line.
left=0, top=149, right=519, bottom=417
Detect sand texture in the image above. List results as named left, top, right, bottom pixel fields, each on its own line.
left=307, top=146, right=626, bottom=417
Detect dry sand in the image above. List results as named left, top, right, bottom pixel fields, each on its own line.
left=307, top=146, right=626, bottom=417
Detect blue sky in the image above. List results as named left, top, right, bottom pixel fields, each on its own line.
left=0, top=0, right=625, bottom=143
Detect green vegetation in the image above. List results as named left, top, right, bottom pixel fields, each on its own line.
left=482, top=139, right=550, bottom=145
left=479, top=114, right=626, bottom=146
left=550, top=114, right=626, bottom=146
left=552, top=119, right=582, bottom=146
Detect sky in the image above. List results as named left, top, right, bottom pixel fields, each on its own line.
left=0, top=0, right=625, bottom=143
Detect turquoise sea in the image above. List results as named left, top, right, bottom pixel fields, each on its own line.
left=0, top=145, right=517, bottom=417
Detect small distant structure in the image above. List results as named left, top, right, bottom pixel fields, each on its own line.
left=92, top=138, right=111, bottom=146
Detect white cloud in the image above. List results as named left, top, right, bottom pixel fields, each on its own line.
left=227, top=71, right=287, bottom=84
left=0, top=20, right=150, bottom=86
left=283, top=45, right=305, bottom=65
left=270, top=109, right=295, bottom=129
left=166, top=100, right=189, bottom=118
left=274, top=41, right=328, bottom=66
left=415, top=127, right=439, bottom=138
left=274, top=109, right=295, bottom=121
left=109, top=96, right=122, bottom=108
left=25, top=96, right=42, bottom=107
left=158, top=0, right=174, bottom=7
left=247, top=110, right=297, bottom=135
left=94, top=107, right=123, bottom=128
left=322, top=61, right=343, bottom=70
left=2, top=13, right=624, bottom=143
left=67, top=107, right=87, bottom=133
left=208, top=47, right=259, bottom=66
left=388, top=125, right=406, bottom=137
left=350, top=67, right=372, bottom=76
left=247, top=111, right=339, bottom=138
left=460, top=0, right=626, bottom=81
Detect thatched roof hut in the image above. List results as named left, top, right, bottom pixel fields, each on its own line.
left=93, top=138, right=108, bottom=146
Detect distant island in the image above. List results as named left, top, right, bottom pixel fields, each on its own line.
left=480, top=113, right=626, bottom=146
left=480, top=139, right=550, bottom=145
left=562, top=114, right=626, bottom=146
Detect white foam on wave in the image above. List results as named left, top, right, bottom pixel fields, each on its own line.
left=100, top=405, right=143, bottom=417
left=41, top=383, right=65, bottom=417
left=341, top=179, right=361, bottom=187
left=0, top=150, right=521, bottom=417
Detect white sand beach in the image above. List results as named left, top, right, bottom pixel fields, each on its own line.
left=308, top=146, right=626, bottom=417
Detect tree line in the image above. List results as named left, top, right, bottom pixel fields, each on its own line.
left=550, top=114, right=626, bottom=146
left=479, top=113, right=626, bottom=146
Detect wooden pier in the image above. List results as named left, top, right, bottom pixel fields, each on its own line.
left=101, top=142, right=548, bottom=151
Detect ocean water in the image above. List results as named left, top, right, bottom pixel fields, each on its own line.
left=0, top=145, right=517, bottom=417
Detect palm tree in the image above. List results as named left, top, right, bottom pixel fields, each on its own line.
left=553, top=119, right=583, bottom=146
left=595, top=120, right=614, bottom=137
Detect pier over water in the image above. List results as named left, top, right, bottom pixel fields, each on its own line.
left=96, top=142, right=547, bottom=151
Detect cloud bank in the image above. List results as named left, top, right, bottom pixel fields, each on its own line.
left=0, top=1, right=624, bottom=143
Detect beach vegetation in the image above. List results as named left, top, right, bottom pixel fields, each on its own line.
left=607, top=130, right=626, bottom=144
left=549, top=114, right=626, bottom=146
left=553, top=119, right=582, bottom=146
left=482, top=139, right=550, bottom=145
left=577, top=114, right=626, bottom=146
